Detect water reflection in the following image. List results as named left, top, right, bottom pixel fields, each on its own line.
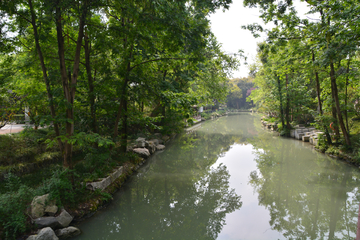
left=73, top=115, right=251, bottom=240
left=73, top=114, right=360, bottom=240
left=249, top=128, right=360, bottom=240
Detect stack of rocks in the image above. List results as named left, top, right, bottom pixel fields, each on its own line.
left=27, top=194, right=80, bottom=239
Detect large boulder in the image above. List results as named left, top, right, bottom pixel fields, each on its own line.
left=31, top=194, right=51, bottom=219
left=45, top=205, right=58, bottom=217
left=27, top=227, right=59, bottom=240
left=133, top=148, right=151, bottom=158
left=145, top=141, right=156, bottom=154
left=37, top=227, right=59, bottom=240
left=56, top=209, right=73, bottom=228
left=55, top=226, right=81, bottom=239
left=34, top=217, right=61, bottom=229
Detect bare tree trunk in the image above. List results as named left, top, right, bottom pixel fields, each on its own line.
left=330, top=62, right=351, bottom=146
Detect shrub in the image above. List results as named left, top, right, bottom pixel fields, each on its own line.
left=0, top=174, right=34, bottom=239
left=40, top=169, right=77, bottom=207
left=325, top=146, right=340, bottom=156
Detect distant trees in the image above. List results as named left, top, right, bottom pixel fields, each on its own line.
left=226, top=77, right=254, bottom=109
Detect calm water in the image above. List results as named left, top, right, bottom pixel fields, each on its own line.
left=72, top=113, right=360, bottom=240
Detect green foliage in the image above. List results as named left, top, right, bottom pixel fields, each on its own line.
left=74, top=150, right=118, bottom=183
left=0, top=128, right=58, bottom=167
left=40, top=169, right=77, bottom=207
left=226, top=77, right=254, bottom=109
left=0, top=174, right=34, bottom=239
left=325, top=146, right=341, bottom=156
left=95, top=190, right=112, bottom=202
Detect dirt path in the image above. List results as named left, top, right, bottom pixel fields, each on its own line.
left=0, top=124, right=28, bottom=135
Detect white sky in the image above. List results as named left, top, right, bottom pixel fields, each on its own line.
left=209, top=0, right=266, bottom=78
left=209, top=0, right=315, bottom=78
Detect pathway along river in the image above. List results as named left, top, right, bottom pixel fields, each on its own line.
left=72, top=113, right=360, bottom=240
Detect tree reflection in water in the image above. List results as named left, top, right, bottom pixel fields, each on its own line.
left=74, top=127, right=243, bottom=240
left=249, top=129, right=360, bottom=240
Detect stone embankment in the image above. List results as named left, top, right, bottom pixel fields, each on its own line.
left=86, top=134, right=168, bottom=191
left=261, top=119, right=324, bottom=147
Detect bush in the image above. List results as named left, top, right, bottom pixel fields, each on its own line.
left=40, top=169, right=77, bottom=207
left=0, top=135, right=16, bottom=165
left=74, top=150, right=115, bottom=183
left=325, top=146, right=340, bottom=156
left=0, top=174, right=34, bottom=239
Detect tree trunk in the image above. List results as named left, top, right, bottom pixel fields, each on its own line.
left=330, top=62, right=351, bottom=146
left=113, top=50, right=133, bottom=143
left=312, top=52, right=332, bottom=144
left=55, top=1, right=87, bottom=168
left=28, top=0, right=63, bottom=151
left=84, top=34, right=98, bottom=133
left=345, top=59, right=350, bottom=133
left=120, top=76, right=129, bottom=153
left=285, top=74, right=291, bottom=129
left=276, top=75, right=285, bottom=127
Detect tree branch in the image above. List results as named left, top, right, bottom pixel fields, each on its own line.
left=130, top=57, right=186, bottom=71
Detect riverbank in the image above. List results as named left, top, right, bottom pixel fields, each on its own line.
left=260, top=117, right=360, bottom=168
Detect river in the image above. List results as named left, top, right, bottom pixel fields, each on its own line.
left=72, top=113, right=360, bottom=240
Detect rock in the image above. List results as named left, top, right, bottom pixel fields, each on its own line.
left=36, top=227, right=59, bottom=240
left=86, top=177, right=110, bottom=191
left=135, top=137, right=146, bottom=148
left=126, top=145, right=134, bottom=152
left=45, top=205, right=58, bottom=216
left=290, top=129, right=295, bottom=138
left=133, top=148, right=151, bottom=158
left=109, top=166, right=123, bottom=181
left=302, top=135, right=310, bottom=142
left=56, top=209, right=73, bottom=228
left=148, top=139, right=159, bottom=146
left=34, top=217, right=61, bottom=229
left=55, top=226, right=81, bottom=239
left=86, top=166, right=123, bottom=191
left=156, top=145, right=165, bottom=151
left=31, top=194, right=50, bottom=219
left=146, top=141, right=156, bottom=154
left=26, top=236, right=37, bottom=240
